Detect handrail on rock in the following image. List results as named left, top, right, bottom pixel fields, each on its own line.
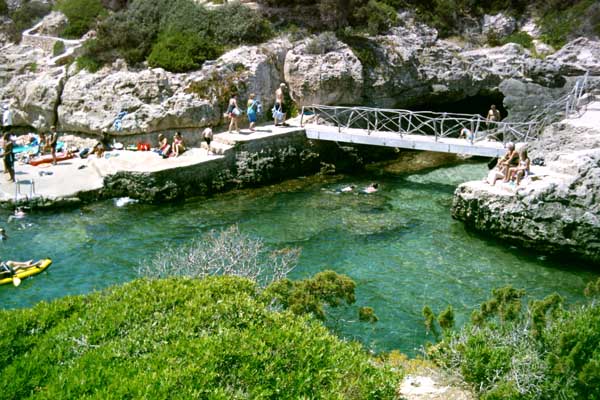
left=301, top=72, right=592, bottom=146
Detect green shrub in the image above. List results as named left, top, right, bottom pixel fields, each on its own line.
left=305, top=31, right=339, bottom=54
left=54, top=0, right=107, bottom=38
left=52, top=40, right=65, bottom=56
left=80, top=0, right=271, bottom=71
left=75, top=54, right=101, bottom=72
left=148, top=30, right=221, bottom=72
left=263, top=270, right=356, bottom=320
left=0, top=0, right=8, bottom=16
left=501, top=31, right=534, bottom=49
left=0, top=277, right=399, bottom=398
left=210, top=3, right=273, bottom=46
left=428, top=284, right=600, bottom=399
left=352, top=0, right=397, bottom=35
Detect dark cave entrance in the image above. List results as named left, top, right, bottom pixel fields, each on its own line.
left=407, top=91, right=507, bottom=120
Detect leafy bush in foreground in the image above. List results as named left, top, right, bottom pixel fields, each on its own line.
left=0, top=277, right=399, bottom=399
left=427, top=281, right=600, bottom=399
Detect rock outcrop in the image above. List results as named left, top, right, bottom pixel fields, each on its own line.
left=482, top=13, right=516, bottom=39
left=0, top=14, right=598, bottom=137
left=452, top=102, right=600, bottom=264
left=547, top=38, right=600, bottom=75
left=284, top=39, right=363, bottom=107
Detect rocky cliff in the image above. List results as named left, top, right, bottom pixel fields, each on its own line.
left=452, top=100, right=600, bottom=264
left=1, top=12, right=599, bottom=137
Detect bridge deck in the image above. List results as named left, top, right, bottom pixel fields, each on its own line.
left=305, top=124, right=507, bottom=157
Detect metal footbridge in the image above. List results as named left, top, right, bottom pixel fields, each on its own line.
left=301, top=73, right=594, bottom=157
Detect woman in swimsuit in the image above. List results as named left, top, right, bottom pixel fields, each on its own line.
left=172, top=132, right=186, bottom=156
left=157, top=134, right=171, bottom=158
left=227, top=94, right=239, bottom=133
left=508, top=149, right=530, bottom=185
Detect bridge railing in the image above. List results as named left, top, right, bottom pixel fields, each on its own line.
left=301, top=105, right=536, bottom=144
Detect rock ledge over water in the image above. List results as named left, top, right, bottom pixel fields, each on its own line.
left=452, top=101, right=600, bottom=264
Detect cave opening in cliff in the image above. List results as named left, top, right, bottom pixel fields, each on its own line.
left=409, top=91, right=507, bottom=120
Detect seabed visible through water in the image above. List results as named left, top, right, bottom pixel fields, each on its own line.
left=1, top=161, right=597, bottom=355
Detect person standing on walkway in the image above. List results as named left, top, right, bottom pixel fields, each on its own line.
left=273, top=83, right=286, bottom=126
left=247, top=93, right=259, bottom=132
left=487, top=105, right=501, bottom=123
left=202, top=127, right=213, bottom=155
left=49, top=125, right=58, bottom=165
left=227, top=94, right=240, bottom=133
left=2, top=132, right=15, bottom=182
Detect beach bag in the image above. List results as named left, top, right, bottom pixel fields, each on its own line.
left=272, top=105, right=284, bottom=121
left=247, top=100, right=258, bottom=115
left=532, top=157, right=545, bottom=166
left=232, top=107, right=241, bottom=117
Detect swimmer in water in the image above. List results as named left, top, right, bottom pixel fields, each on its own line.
left=0, top=228, right=6, bottom=241
left=14, top=207, right=26, bottom=218
left=364, top=183, right=379, bottom=193
left=340, top=185, right=356, bottom=192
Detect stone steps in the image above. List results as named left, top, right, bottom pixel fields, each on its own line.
left=199, top=140, right=232, bottom=155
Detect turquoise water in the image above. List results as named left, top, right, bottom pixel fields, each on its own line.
left=1, top=162, right=597, bottom=355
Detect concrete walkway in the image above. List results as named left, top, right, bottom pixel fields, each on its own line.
left=0, top=124, right=301, bottom=207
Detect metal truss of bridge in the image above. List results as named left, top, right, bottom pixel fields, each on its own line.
left=301, top=73, right=593, bottom=158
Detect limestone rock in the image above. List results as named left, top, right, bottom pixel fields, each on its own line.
left=58, top=67, right=217, bottom=134
left=452, top=104, right=600, bottom=264
left=532, top=40, right=555, bottom=57
left=283, top=37, right=363, bottom=106
left=547, top=37, right=600, bottom=75
left=35, top=11, right=67, bottom=36
left=58, top=38, right=292, bottom=135
left=482, top=13, right=517, bottom=39
left=499, top=79, right=566, bottom=122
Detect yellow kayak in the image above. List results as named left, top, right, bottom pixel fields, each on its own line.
left=0, top=259, right=52, bottom=286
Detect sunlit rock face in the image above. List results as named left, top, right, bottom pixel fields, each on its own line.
left=452, top=109, right=600, bottom=264
left=0, top=12, right=597, bottom=136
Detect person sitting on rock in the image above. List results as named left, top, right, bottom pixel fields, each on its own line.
left=501, top=143, right=520, bottom=182
left=92, top=142, right=105, bottom=158
left=157, top=133, right=171, bottom=158
left=507, top=149, right=530, bottom=185
left=172, top=132, right=186, bottom=157
left=489, top=142, right=518, bottom=185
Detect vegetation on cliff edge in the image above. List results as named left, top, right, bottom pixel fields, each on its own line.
left=425, top=280, right=600, bottom=399
left=0, top=276, right=399, bottom=399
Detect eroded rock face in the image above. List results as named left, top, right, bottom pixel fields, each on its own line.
left=58, top=66, right=218, bottom=134
left=57, top=38, right=292, bottom=135
left=35, top=11, right=67, bottom=36
left=482, top=13, right=516, bottom=38
left=0, top=19, right=597, bottom=135
left=547, top=37, right=600, bottom=75
left=452, top=111, right=600, bottom=264
left=284, top=38, right=363, bottom=107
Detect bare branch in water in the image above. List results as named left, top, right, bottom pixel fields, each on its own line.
left=137, top=225, right=300, bottom=287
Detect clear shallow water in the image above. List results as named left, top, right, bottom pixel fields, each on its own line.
left=1, top=162, right=597, bottom=355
